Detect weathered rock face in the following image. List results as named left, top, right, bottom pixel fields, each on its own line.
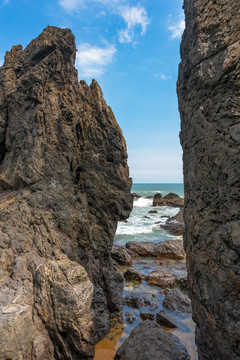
left=0, top=26, right=133, bottom=359
left=178, top=1, right=240, bottom=359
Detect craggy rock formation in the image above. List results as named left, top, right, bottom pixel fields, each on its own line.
left=153, top=193, right=184, bottom=207
left=161, top=208, right=184, bottom=236
left=126, top=239, right=185, bottom=259
left=114, top=320, right=190, bottom=360
left=0, top=26, right=132, bottom=359
left=178, top=1, right=240, bottom=359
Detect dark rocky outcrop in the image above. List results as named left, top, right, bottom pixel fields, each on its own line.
left=178, top=0, right=240, bottom=359
left=132, top=193, right=141, bottom=198
left=114, top=320, right=190, bottom=360
left=153, top=193, right=184, bottom=207
left=126, top=239, right=185, bottom=259
left=161, top=208, right=184, bottom=236
left=0, top=26, right=133, bottom=359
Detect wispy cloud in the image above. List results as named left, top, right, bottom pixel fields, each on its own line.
left=76, top=43, right=116, bottom=78
left=58, top=0, right=150, bottom=45
left=118, top=5, right=150, bottom=44
left=0, top=59, right=3, bottom=67
left=160, top=74, right=172, bottom=80
left=168, top=14, right=185, bottom=39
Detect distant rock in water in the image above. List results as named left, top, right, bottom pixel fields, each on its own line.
left=153, top=192, right=184, bottom=207
left=132, top=193, right=141, bottom=198
left=178, top=0, right=240, bottom=358
left=0, top=26, right=133, bottom=360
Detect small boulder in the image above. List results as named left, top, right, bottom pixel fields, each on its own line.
left=156, top=310, right=178, bottom=328
left=111, top=245, right=132, bottom=266
left=148, top=210, right=158, bottom=214
left=147, top=270, right=178, bottom=288
left=163, top=289, right=192, bottom=313
left=114, top=320, right=190, bottom=360
left=124, top=269, right=145, bottom=282
left=145, top=195, right=153, bottom=199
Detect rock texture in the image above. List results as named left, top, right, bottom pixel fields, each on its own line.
left=114, top=320, right=190, bottom=360
left=178, top=1, right=240, bottom=359
left=0, top=26, right=132, bottom=360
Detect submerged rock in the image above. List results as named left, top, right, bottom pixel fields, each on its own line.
left=178, top=0, right=240, bottom=358
left=140, top=312, right=155, bottom=321
left=163, top=289, right=192, bottom=314
left=153, top=193, right=184, bottom=207
left=0, top=26, right=132, bottom=359
left=126, top=239, right=185, bottom=259
left=125, top=312, right=136, bottom=324
left=114, top=320, right=190, bottom=360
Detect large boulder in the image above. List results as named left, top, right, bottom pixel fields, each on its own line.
left=0, top=26, right=132, bottom=359
left=114, top=320, right=190, bottom=360
left=147, top=270, right=179, bottom=288
left=126, top=239, right=185, bottom=260
left=153, top=193, right=184, bottom=207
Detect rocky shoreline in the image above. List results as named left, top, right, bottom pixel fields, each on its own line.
left=95, top=194, right=197, bottom=360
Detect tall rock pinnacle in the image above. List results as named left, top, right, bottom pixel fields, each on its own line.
left=178, top=1, right=240, bottom=359
left=0, top=26, right=133, bottom=359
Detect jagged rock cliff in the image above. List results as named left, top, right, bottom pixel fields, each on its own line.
left=178, top=1, right=240, bottom=359
left=0, top=26, right=133, bottom=359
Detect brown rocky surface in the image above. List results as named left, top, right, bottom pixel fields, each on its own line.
left=178, top=0, right=240, bottom=359
left=153, top=192, right=184, bottom=207
left=161, top=208, right=184, bottom=236
left=146, top=269, right=179, bottom=288
left=0, top=26, right=132, bottom=359
left=114, top=320, right=190, bottom=360
left=126, top=239, right=185, bottom=259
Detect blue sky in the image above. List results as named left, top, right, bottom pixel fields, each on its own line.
left=0, top=0, right=184, bottom=183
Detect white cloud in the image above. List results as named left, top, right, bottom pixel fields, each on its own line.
left=118, top=5, right=150, bottom=44
left=168, top=15, right=185, bottom=39
left=0, top=59, right=3, bottom=67
left=76, top=43, right=116, bottom=78
left=160, top=74, right=172, bottom=80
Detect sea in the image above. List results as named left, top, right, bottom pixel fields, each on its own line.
left=94, top=183, right=198, bottom=360
left=115, top=183, right=184, bottom=245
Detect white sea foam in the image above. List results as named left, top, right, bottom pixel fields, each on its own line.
left=134, top=198, right=152, bottom=207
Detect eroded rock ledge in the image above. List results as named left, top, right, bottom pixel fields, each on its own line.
left=178, top=1, right=240, bottom=359
left=0, top=26, right=133, bottom=359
